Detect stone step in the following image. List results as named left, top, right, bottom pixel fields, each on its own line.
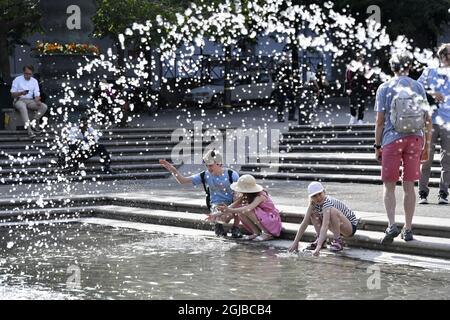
left=3, top=194, right=449, bottom=239
left=0, top=135, right=181, bottom=146
left=0, top=139, right=210, bottom=152
left=2, top=202, right=448, bottom=259
left=240, top=163, right=442, bottom=178
left=0, top=163, right=176, bottom=178
left=0, top=146, right=205, bottom=159
left=0, top=154, right=183, bottom=168
left=280, top=144, right=375, bottom=153
left=0, top=171, right=170, bottom=185
left=281, top=137, right=442, bottom=149
left=281, top=144, right=442, bottom=153
left=0, top=127, right=180, bottom=136
left=257, top=153, right=443, bottom=166
left=0, top=133, right=199, bottom=144
left=283, top=130, right=376, bottom=138
left=239, top=170, right=441, bottom=187
left=281, top=137, right=377, bottom=145
left=289, top=124, right=375, bottom=132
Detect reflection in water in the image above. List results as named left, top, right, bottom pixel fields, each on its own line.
left=1, top=222, right=450, bottom=300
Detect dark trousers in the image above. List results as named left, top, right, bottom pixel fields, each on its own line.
left=350, top=94, right=366, bottom=120
left=277, top=92, right=296, bottom=120
left=59, top=144, right=111, bottom=170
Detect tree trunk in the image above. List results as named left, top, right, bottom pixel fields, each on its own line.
left=293, top=21, right=312, bottom=125
left=144, top=47, right=153, bottom=86
left=223, top=44, right=232, bottom=114
left=115, top=36, right=126, bottom=75
left=0, top=29, right=12, bottom=83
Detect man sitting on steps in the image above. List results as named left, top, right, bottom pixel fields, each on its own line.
left=10, top=65, right=48, bottom=137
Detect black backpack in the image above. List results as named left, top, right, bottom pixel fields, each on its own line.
left=200, top=169, right=234, bottom=211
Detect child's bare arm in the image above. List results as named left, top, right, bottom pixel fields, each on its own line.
left=222, top=195, right=265, bottom=214
left=159, top=159, right=192, bottom=184
left=289, top=204, right=313, bottom=252
left=313, top=209, right=330, bottom=256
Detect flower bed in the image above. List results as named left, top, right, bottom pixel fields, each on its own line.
left=35, top=41, right=100, bottom=55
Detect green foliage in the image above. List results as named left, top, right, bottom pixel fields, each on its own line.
left=0, top=0, right=41, bottom=47
left=335, top=0, right=450, bottom=48
left=93, top=0, right=192, bottom=46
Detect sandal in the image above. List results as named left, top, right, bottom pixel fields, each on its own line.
left=253, top=232, right=274, bottom=241
left=242, top=234, right=259, bottom=241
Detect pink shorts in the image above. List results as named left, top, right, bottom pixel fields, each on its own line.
left=381, top=136, right=424, bottom=182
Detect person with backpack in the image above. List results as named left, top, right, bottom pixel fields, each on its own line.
left=374, top=51, right=432, bottom=244
left=159, top=149, right=241, bottom=238
left=417, top=43, right=450, bottom=205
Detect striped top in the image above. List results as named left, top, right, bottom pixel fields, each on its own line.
left=312, top=196, right=358, bottom=226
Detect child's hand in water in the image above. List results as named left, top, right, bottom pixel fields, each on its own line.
left=288, top=242, right=299, bottom=253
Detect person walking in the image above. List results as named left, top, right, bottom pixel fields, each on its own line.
left=345, top=55, right=370, bottom=125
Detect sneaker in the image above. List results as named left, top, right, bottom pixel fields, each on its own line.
left=380, top=224, right=400, bottom=244
left=305, top=237, right=327, bottom=250
left=230, top=226, right=243, bottom=239
left=349, top=116, right=357, bottom=125
left=329, top=237, right=344, bottom=252
left=401, top=228, right=414, bottom=241
left=214, top=223, right=227, bottom=237
left=438, top=191, right=449, bottom=205
left=357, top=120, right=364, bottom=125
left=418, top=191, right=428, bottom=204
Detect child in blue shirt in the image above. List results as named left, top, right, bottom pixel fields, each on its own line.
left=160, top=149, right=241, bottom=237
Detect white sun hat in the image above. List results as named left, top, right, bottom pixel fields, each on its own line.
left=308, top=181, right=325, bottom=197
left=230, top=174, right=264, bottom=193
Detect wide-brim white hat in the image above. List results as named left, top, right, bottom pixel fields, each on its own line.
left=231, top=174, right=264, bottom=193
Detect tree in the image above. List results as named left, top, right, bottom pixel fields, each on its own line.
left=335, top=0, right=450, bottom=49
left=0, top=0, right=40, bottom=83
left=93, top=0, right=192, bottom=71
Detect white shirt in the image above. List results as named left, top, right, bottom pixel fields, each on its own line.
left=66, top=126, right=101, bottom=150
left=306, top=71, right=317, bottom=83
left=11, top=75, right=40, bottom=100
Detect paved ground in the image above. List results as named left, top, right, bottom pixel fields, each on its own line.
left=129, top=96, right=377, bottom=129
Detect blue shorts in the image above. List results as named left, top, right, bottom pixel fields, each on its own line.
left=351, top=223, right=357, bottom=236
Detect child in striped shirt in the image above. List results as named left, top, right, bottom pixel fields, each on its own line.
left=289, top=182, right=358, bottom=256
